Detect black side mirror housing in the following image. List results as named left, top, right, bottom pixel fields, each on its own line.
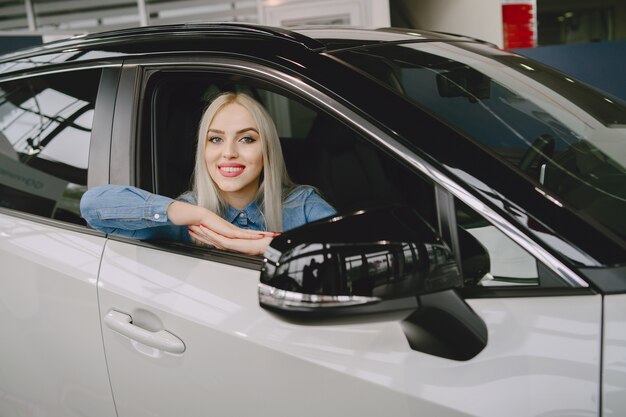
left=259, top=206, right=488, bottom=361
left=260, top=206, right=461, bottom=314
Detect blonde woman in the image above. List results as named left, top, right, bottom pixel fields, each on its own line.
left=80, top=92, right=335, bottom=255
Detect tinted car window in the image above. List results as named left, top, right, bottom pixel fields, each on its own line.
left=0, top=69, right=101, bottom=224
left=333, top=43, right=626, bottom=242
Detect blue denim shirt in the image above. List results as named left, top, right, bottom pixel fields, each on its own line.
left=80, top=184, right=336, bottom=243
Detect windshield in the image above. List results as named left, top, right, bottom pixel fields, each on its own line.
left=332, top=42, right=626, bottom=242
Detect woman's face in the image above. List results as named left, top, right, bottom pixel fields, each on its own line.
left=205, top=102, right=264, bottom=207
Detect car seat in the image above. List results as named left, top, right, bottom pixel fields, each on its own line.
left=291, top=113, right=407, bottom=213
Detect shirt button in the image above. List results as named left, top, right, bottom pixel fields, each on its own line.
left=239, top=212, right=246, bottom=218
left=154, top=213, right=160, bottom=220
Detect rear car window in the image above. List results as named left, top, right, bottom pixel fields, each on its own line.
left=0, top=69, right=101, bottom=225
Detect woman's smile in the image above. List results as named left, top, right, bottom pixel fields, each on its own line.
left=218, top=163, right=246, bottom=177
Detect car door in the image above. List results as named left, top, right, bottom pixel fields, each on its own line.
left=97, top=59, right=602, bottom=417
left=0, top=67, right=118, bottom=416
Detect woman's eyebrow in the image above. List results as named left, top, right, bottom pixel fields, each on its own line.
left=207, top=128, right=259, bottom=134
left=236, top=127, right=259, bottom=134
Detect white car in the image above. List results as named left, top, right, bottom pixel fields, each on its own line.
left=1, top=23, right=625, bottom=417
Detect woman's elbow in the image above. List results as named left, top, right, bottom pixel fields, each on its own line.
left=80, top=188, right=96, bottom=215
left=80, top=186, right=110, bottom=226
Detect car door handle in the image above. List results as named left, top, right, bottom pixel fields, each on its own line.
left=104, top=310, right=186, bottom=354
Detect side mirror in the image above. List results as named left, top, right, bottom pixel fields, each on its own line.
left=260, top=206, right=461, bottom=316
left=259, top=206, right=488, bottom=361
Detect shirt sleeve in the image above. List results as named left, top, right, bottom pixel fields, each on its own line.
left=80, top=185, right=190, bottom=242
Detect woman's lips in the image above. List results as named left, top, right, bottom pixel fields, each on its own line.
left=218, top=163, right=245, bottom=177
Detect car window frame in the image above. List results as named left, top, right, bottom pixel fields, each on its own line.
left=110, top=55, right=589, bottom=291
left=114, top=59, right=440, bottom=270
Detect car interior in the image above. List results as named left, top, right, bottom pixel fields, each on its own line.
left=146, top=72, right=437, bottom=226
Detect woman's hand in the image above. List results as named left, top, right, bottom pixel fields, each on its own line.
left=188, top=224, right=276, bottom=256
left=198, top=208, right=275, bottom=241
left=168, top=201, right=278, bottom=255
left=168, top=201, right=273, bottom=240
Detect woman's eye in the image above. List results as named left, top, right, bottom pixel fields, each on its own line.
left=208, top=136, right=223, bottom=144
left=239, top=136, right=256, bottom=144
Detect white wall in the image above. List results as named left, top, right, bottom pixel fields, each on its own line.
left=400, top=0, right=503, bottom=47
left=261, top=0, right=390, bottom=27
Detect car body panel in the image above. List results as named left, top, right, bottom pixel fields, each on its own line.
left=603, top=293, right=626, bottom=415
left=97, top=240, right=438, bottom=416
left=97, top=239, right=601, bottom=416
left=0, top=213, right=115, bottom=417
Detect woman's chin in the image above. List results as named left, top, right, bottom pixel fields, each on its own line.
left=215, top=180, right=254, bottom=194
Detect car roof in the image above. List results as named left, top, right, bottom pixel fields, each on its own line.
left=295, top=26, right=496, bottom=50
left=0, top=23, right=492, bottom=68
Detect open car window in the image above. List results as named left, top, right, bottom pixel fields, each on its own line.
left=143, top=71, right=438, bottom=224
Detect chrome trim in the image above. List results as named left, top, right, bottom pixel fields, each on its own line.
left=258, top=283, right=380, bottom=309
left=127, top=57, right=590, bottom=288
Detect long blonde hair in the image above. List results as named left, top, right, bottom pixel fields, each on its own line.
left=193, top=92, right=293, bottom=231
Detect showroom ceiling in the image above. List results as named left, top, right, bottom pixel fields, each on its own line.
left=0, top=0, right=258, bottom=33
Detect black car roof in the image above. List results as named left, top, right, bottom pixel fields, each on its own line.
left=295, top=26, right=496, bottom=50
left=0, top=22, right=492, bottom=67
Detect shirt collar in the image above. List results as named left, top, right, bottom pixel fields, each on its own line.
left=225, top=201, right=265, bottom=229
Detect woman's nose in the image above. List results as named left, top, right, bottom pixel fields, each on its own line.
left=222, top=139, right=238, bottom=158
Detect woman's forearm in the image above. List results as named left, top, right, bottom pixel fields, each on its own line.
left=81, top=184, right=175, bottom=231
left=166, top=200, right=208, bottom=226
